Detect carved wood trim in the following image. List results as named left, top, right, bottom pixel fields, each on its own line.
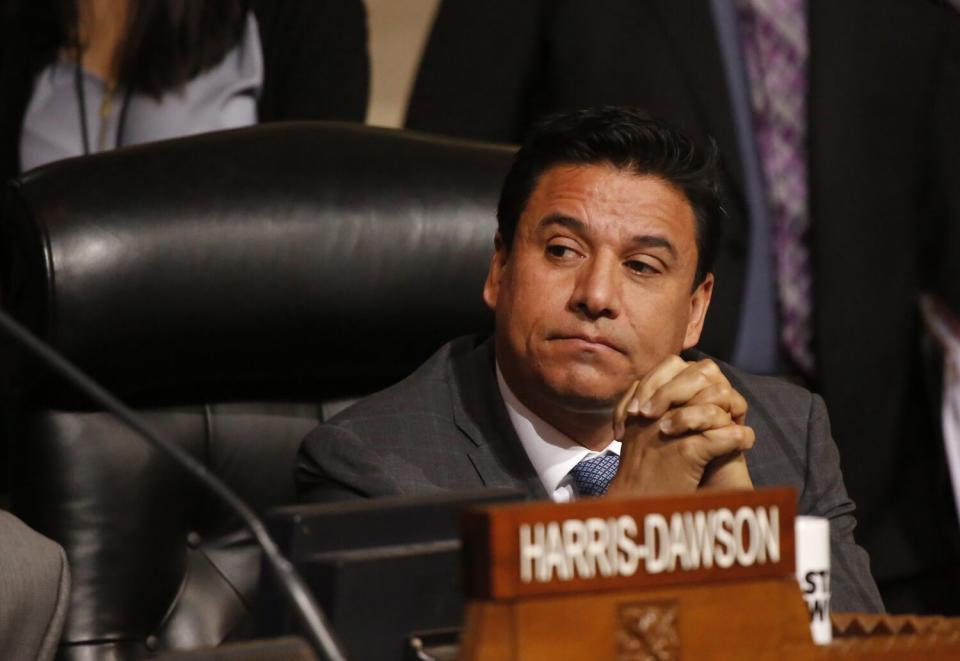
left=617, top=600, right=680, bottom=661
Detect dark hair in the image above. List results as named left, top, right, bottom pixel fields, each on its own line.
left=496, top=107, right=723, bottom=287
left=59, top=0, right=247, bottom=98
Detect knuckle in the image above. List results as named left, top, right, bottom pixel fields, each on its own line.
left=698, top=359, right=721, bottom=377
left=712, top=405, right=732, bottom=423
left=694, top=370, right=712, bottom=389
left=667, top=355, right=687, bottom=372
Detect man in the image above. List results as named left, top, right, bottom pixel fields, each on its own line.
left=405, top=0, right=960, bottom=613
left=297, top=107, right=883, bottom=612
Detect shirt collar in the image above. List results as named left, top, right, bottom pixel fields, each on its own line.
left=495, top=363, right=621, bottom=495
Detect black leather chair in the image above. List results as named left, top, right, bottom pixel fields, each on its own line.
left=0, top=122, right=513, bottom=659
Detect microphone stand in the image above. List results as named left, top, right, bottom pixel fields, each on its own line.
left=0, top=308, right=347, bottom=661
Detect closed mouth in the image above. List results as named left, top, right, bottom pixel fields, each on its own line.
left=552, top=334, right=625, bottom=354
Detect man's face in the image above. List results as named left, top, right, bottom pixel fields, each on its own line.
left=484, top=163, right=713, bottom=418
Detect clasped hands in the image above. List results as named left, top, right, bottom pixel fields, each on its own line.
left=607, top=356, right=755, bottom=496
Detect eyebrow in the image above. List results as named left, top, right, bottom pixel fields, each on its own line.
left=537, top=213, right=678, bottom=259
left=537, top=213, right=586, bottom=234
left=627, top=234, right=677, bottom=259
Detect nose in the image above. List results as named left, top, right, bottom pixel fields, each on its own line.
left=569, top=251, right=621, bottom=320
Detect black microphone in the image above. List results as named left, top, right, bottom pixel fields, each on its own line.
left=0, top=307, right=347, bottom=661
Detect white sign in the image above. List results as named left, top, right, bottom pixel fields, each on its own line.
left=795, top=516, right=831, bottom=644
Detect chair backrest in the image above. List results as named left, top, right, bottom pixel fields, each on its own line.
left=0, top=121, right=513, bottom=659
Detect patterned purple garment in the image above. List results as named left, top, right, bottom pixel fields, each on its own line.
left=737, top=0, right=815, bottom=374
left=568, top=453, right=620, bottom=497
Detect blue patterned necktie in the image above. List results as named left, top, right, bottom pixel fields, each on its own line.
left=568, top=453, right=620, bottom=497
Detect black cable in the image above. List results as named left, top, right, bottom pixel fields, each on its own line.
left=0, top=307, right=348, bottom=661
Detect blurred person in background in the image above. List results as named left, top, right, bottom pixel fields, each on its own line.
left=0, top=0, right=368, bottom=506
left=406, top=0, right=960, bottom=614
left=0, top=0, right=369, bottom=183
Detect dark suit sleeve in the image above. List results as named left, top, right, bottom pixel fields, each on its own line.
left=798, top=393, right=885, bottom=613
left=296, top=423, right=403, bottom=502
left=296, top=420, right=453, bottom=503
left=254, top=0, right=370, bottom=123
left=405, top=0, right=546, bottom=143
left=933, top=9, right=960, bottom=312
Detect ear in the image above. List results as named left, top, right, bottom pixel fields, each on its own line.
left=482, top=232, right=508, bottom=310
left=682, top=273, right=714, bottom=350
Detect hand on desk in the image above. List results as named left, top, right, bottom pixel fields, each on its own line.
left=608, top=356, right=755, bottom=496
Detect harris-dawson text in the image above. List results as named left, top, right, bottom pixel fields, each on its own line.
left=519, top=505, right=781, bottom=583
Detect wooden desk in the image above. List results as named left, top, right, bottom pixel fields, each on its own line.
left=459, top=488, right=960, bottom=660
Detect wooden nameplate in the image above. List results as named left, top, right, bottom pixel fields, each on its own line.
left=462, top=487, right=796, bottom=600
left=459, top=487, right=817, bottom=659
left=458, top=487, right=960, bottom=660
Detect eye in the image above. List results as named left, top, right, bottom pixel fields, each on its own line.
left=624, top=259, right=659, bottom=275
left=545, top=243, right=582, bottom=260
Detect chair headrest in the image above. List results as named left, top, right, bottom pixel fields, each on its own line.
left=1, top=122, right=514, bottom=404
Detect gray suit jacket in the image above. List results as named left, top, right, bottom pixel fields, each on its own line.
left=297, top=335, right=883, bottom=613
left=0, top=511, right=70, bottom=661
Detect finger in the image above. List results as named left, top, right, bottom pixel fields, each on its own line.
left=677, top=425, right=756, bottom=466
left=642, top=359, right=723, bottom=418
left=689, top=382, right=749, bottom=424
left=658, top=404, right=732, bottom=435
left=628, top=355, right=688, bottom=417
left=702, top=424, right=756, bottom=453
left=701, top=452, right=754, bottom=491
left=693, top=358, right=725, bottom=383
left=612, top=380, right=642, bottom=439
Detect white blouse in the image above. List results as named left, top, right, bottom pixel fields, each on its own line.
left=20, top=12, right=263, bottom=172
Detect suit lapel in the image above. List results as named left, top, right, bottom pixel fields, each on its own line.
left=448, top=338, right=548, bottom=499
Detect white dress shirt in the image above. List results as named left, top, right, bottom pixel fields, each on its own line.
left=496, top=364, right=621, bottom=502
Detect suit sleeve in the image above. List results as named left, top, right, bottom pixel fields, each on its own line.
left=0, top=512, right=70, bottom=661
left=256, top=0, right=370, bottom=123
left=296, top=421, right=452, bottom=503
left=296, top=423, right=403, bottom=502
left=798, top=393, right=885, bottom=613
left=933, top=9, right=960, bottom=312
left=405, top=0, right=546, bottom=143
